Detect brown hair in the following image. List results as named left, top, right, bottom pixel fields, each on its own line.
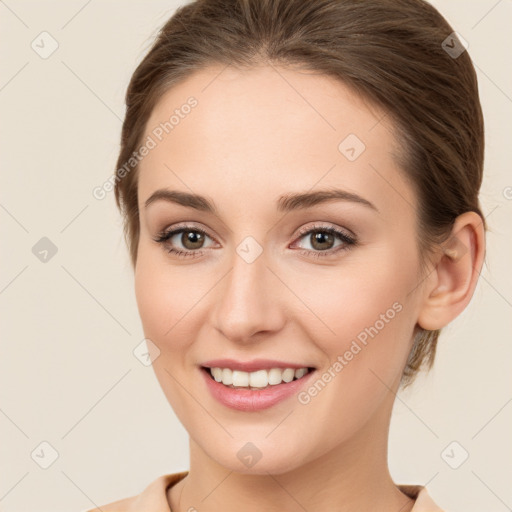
left=114, top=0, right=485, bottom=388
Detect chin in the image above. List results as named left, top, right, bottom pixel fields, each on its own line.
left=201, top=439, right=308, bottom=476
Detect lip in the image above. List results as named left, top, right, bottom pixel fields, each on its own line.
left=200, top=366, right=316, bottom=412
left=201, top=358, right=314, bottom=372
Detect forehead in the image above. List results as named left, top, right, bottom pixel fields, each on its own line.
left=138, top=64, right=415, bottom=220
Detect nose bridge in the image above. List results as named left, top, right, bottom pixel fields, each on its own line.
left=213, top=241, right=284, bottom=342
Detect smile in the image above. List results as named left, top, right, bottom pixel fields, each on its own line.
left=206, top=366, right=314, bottom=389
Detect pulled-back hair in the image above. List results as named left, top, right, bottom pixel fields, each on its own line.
left=114, top=0, right=485, bottom=388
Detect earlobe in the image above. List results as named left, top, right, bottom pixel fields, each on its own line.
left=417, top=212, right=486, bottom=331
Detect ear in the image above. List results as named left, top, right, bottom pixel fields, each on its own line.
left=417, top=211, right=486, bottom=331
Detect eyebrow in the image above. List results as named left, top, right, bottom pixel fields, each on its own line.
left=144, top=188, right=378, bottom=213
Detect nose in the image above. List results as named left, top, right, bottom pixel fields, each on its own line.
left=212, top=247, right=286, bottom=344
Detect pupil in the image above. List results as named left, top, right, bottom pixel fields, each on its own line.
left=183, top=231, right=204, bottom=249
left=312, top=231, right=333, bottom=250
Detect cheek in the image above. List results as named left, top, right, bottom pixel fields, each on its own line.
left=293, top=247, right=418, bottom=373
left=288, top=253, right=418, bottom=442
left=134, top=246, right=195, bottom=348
left=134, top=248, right=203, bottom=420
left=134, top=244, right=223, bottom=365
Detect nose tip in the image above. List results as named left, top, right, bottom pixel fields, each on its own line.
left=212, top=255, right=285, bottom=343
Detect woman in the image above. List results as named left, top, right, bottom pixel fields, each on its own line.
left=88, top=0, right=485, bottom=510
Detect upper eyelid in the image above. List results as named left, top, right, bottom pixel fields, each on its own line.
left=295, top=222, right=355, bottom=238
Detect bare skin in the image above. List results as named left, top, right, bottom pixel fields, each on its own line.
left=133, top=64, right=484, bottom=512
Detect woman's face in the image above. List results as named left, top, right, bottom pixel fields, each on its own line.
left=135, top=64, right=426, bottom=474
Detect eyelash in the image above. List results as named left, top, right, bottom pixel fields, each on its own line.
left=152, top=223, right=357, bottom=260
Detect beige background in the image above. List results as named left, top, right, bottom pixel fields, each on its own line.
left=0, top=1, right=511, bottom=511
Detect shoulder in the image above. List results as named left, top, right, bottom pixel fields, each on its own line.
left=83, top=471, right=189, bottom=512
left=85, top=475, right=443, bottom=512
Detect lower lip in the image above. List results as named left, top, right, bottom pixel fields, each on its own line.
left=200, top=367, right=316, bottom=412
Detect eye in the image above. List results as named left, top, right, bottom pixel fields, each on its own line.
left=291, top=223, right=357, bottom=259
left=153, top=222, right=357, bottom=260
left=152, top=223, right=216, bottom=259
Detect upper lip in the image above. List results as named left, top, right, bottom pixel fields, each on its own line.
left=201, top=358, right=315, bottom=372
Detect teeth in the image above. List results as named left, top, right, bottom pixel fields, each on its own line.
left=232, top=370, right=249, bottom=387
left=208, top=367, right=311, bottom=389
left=222, top=368, right=233, bottom=385
left=249, top=369, right=267, bottom=388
